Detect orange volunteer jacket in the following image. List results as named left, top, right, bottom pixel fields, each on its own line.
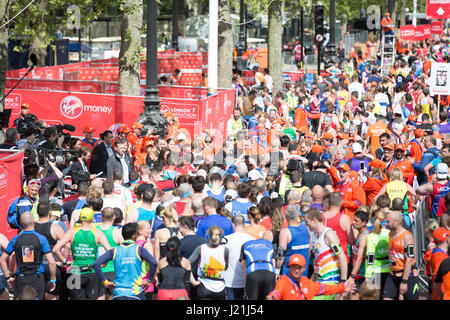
left=268, top=275, right=346, bottom=300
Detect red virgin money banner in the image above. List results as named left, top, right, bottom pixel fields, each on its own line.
left=4, top=89, right=236, bottom=143
left=0, top=150, right=24, bottom=240
left=431, top=20, right=444, bottom=34
left=400, top=25, right=416, bottom=41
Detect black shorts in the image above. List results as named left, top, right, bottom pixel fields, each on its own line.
left=383, top=274, right=419, bottom=300
left=99, top=271, right=115, bottom=297
left=196, top=282, right=226, bottom=300
left=68, top=273, right=102, bottom=300
left=245, top=270, right=276, bottom=300
left=0, top=275, right=7, bottom=295
left=43, top=264, right=62, bottom=296
left=14, top=274, right=46, bottom=300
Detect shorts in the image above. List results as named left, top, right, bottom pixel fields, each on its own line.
left=14, top=274, right=46, bottom=300
left=98, top=271, right=115, bottom=297
left=383, top=274, right=419, bottom=300
left=0, top=275, right=7, bottom=295
left=196, top=283, right=226, bottom=300
left=245, top=270, right=276, bottom=300
left=44, top=264, right=62, bottom=296
left=69, top=273, right=102, bottom=300
left=113, top=291, right=146, bottom=300
left=157, top=288, right=189, bottom=300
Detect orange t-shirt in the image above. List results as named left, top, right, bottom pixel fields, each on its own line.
left=367, top=122, right=392, bottom=155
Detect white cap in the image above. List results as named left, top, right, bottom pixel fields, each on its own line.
left=224, top=189, right=238, bottom=202
left=352, top=142, right=362, bottom=154
left=437, top=162, right=448, bottom=179
left=248, top=169, right=263, bottom=181
left=162, top=196, right=181, bottom=208
left=177, top=133, right=186, bottom=141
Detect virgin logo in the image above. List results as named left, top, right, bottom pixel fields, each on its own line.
left=60, top=96, right=83, bottom=119
left=160, top=105, right=170, bottom=114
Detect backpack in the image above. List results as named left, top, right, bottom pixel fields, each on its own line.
left=7, top=197, right=22, bottom=229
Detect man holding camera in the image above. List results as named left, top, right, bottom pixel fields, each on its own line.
left=69, top=147, right=98, bottom=188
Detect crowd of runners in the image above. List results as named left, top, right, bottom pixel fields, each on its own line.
left=0, top=34, right=449, bottom=301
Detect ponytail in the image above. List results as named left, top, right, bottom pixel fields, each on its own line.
left=372, top=209, right=386, bottom=234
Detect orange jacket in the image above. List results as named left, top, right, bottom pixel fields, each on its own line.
left=294, top=107, right=309, bottom=131
left=388, top=158, right=414, bottom=185
left=363, top=175, right=389, bottom=205
left=268, top=275, right=346, bottom=300
left=328, top=166, right=366, bottom=221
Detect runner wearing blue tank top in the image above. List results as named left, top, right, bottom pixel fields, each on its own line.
left=126, top=188, right=156, bottom=223
left=241, top=238, right=277, bottom=300
left=278, top=205, right=312, bottom=277
left=224, top=183, right=254, bottom=224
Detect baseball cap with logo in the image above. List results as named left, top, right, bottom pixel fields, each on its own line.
left=369, top=158, right=387, bottom=170
left=433, top=227, right=449, bottom=244
left=352, top=143, right=362, bottom=154
left=80, top=207, right=94, bottom=221
left=395, top=144, right=406, bottom=151
left=119, top=125, right=130, bottom=133
left=288, top=254, right=306, bottom=267
left=248, top=169, right=264, bottom=181
left=338, top=163, right=350, bottom=172
left=383, top=144, right=394, bottom=151
left=436, top=163, right=449, bottom=179
left=83, top=126, right=95, bottom=133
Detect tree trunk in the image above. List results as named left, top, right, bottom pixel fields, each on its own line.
left=0, top=0, right=11, bottom=112
left=217, top=0, right=233, bottom=89
left=392, top=0, right=399, bottom=28
left=268, top=0, right=282, bottom=94
left=29, top=0, right=48, bottom=67
left=399, top=0, right=406, bottom=26
left=118, top=0, right=143, bottom=96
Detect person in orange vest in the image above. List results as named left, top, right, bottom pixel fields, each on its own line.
left=380, top=12, right=393, bottom=43
left=128, top=121, right=144, bottom=160
left=362, top=159, right=389, bottom=205
left=383, top=210, right=419, bottom=300
left=429, top=228, right=449, bottom=300
left=406, top=128, right=424, bottom=165
left=329, top=164, right=366, bottom=221
left=294, top=96, right=309, bottom=131
left=266, top=254, right=354, bottom=300
left=387, top=144, right=414, bottom=185
left=80, top=126, right=97, bottom=152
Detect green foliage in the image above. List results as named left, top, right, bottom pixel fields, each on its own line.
left=8, top=0, right=113, bottom=51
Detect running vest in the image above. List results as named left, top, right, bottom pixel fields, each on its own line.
left=242, top=239, right=275, bottom=275
left=198, top=244, right=227, bottom=292
left=137, top=207, right=156, bottom=222
left=388, top=229, right=416, bottom=274
left=385, top=180, right=408, bottom=203
left=337, top=90, right=349, bottom=108
left=113, top=240, right=148, bottom=297
left=313, top=227, right=341, bottom=284
left=96, top=225, right=118, bottom=273
left=71, top=227, right=98, bottom=274
left=323, top=212, right=349, bottom=263
left=365, top=228, right=390, bottom=278
left=243, top=97, right=253, bottom=116
left=431, top=181, right=450, bottom=219
left=281, top=225, right=310, bottom=277
left=207, top=189, right=226, bottom=203
left=230, top=199, right=254, bottom=224
left=352, top=229, right=370, bottom=278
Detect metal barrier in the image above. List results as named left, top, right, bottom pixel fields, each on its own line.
left=344, top=30, right=369, bottom=56
left=411, top=200, right=430, bottom=292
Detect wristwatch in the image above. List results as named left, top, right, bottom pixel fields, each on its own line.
left=350, top=274, right=356, bottom=279
left=401, top=279, right=408, bottom=284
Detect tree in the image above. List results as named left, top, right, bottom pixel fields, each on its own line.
left=268, top=0, right=282, bottom=93
left=0, top=0, right=13, bottom=112
left=118, top=0, right=143, bottom=96
left=218, top=0, right=233, bottom=88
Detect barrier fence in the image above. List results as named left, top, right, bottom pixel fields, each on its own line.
left=412, top=200, right=430, bottom=292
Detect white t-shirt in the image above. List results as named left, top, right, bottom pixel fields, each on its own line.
left=223, top=232, right=255, bottom=288
left=374, top=93, right=390, bottom=116
left=348, top=81, right=365, bottom=101
left=113, top=183, right=134, bottom=207
left=102, top=197, right=126, bottom=215
left=264, top=75, right=273, bottom=93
